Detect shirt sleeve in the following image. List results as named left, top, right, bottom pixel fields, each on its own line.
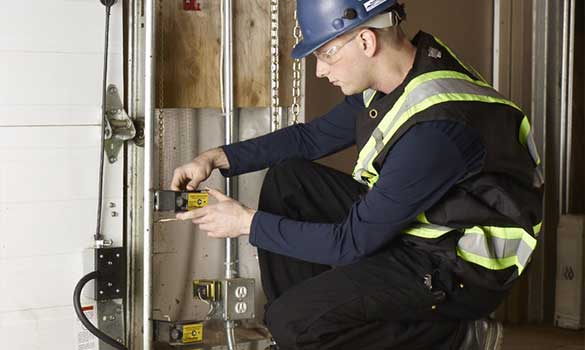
left=220, top=94, right=363, bottom=177
left=248, top=120, right=486, bottom=265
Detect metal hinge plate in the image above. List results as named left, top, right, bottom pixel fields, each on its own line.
left=105, top=84, right=136, bottom=163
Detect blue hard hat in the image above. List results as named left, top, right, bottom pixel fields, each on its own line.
left=292, top=0, right=398, bottom=59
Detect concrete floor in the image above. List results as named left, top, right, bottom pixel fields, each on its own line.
left=503, top=325, right=584, bottom=350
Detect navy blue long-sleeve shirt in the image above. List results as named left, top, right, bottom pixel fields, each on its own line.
left=221, top=94, right=485, bottom=266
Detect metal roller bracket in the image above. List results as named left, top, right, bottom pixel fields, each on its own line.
left=105, top=84, right=137, bottom=163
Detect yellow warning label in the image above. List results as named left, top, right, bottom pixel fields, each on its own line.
left=187, top=193, right=209, bottom=210
left=182, top=323, right=203, bottom=343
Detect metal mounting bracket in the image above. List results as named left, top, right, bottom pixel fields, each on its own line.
left=104, top=84, right=136, bottom=163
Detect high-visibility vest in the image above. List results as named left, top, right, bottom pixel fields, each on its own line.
left=353, top=32, right=543, bottom=284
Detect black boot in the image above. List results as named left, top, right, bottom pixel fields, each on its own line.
left=459, top=319, right=504, bottom=350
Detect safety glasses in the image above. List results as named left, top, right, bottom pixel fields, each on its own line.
left=313, top=32, right=360, bottom=65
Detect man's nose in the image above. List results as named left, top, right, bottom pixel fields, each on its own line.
left=315, top=58, right=329, bottom=79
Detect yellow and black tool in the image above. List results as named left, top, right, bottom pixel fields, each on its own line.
left=154, top=320, right=204, bottom=345
left=154, top=190, right=209, bottom=212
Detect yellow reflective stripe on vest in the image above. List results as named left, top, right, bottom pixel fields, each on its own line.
left=402, top=223, right=454, bottom=238
left=354, top=71, right=513, bottom=186
left=520, top=116, right=542, bottom=166
left=403, top=222, right=540, bottom=276
left=433, top=35, right=489, bottom=84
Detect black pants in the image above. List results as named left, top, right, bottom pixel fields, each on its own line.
left=257, top=159, right=508, bottom=350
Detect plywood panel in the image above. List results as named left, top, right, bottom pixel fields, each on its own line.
left=158, top=0, right=296, bottom=108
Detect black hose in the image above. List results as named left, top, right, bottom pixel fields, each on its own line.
left=73, top=271, right=128, bottom=350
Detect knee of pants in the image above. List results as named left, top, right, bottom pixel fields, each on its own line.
left=263, top=158, right=307, bottom=186
left=265, top=300, right=300, bottom=349
left=259, top=158, right=307, bottom=210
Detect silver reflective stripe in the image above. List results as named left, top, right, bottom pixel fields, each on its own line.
left=390, top=78, right=502, bottom=128
left=458, top=231, right=522, bottom=261
left=373, top=128, right=384, bottom=152
left=363, top=89, right=377, bottom=108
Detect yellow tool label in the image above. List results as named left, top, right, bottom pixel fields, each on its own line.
left=187, top=193, right=209, bottom=210
left=182, top=323, right=203, bottom=343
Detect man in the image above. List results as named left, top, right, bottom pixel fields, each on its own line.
left=171, top=0, right=543, bottom=349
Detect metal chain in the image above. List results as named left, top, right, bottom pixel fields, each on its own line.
left=157, top=0, right=165, bottom=189
left=269, top=0, right=281, bottom=131
left=290, top=10, right=302, bottom=125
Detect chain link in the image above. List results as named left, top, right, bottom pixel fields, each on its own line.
left=157, top=0, right=165, bottom=189
left=269, top=0, right=280, bottom=131
left=290, top=9, right=302, bottom=125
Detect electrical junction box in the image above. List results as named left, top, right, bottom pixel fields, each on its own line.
left=555, top=215, right=585, bottom=330
left=193, top=278, right=255, bottom=321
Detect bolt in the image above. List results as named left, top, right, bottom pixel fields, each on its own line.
left=99, top=290, right=104, bottom=295
left=108, top=86, right=117, bottom=94
left=109, top=202, right=116, bottom=208
left=108, top=282, right=113, bottom=287
left=108, top=261, right=113, bottom=265
left=116, top=338, right=123, bottom=343
left=111, top=211, right=118, bottom=217
left=116, top=289, right=120, bottom=293
left=102, top=316, right=108, bottom=321
left=109, top=315, right=116, bottom=321
left=109, top=157, right=117, bottom=162
left=116, top=253, right=120, bottom=258
left=99, top=254, right=104, bottom=259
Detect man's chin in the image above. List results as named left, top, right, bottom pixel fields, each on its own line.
left=338, top=85, right=356, bottom=96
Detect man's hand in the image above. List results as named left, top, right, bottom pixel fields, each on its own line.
left=176, top=188, right=256, bottom=238
left=171, top=148, right=230, bottom=191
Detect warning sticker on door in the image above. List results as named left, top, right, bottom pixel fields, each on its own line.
left=75, top=305, right=98, bottom=350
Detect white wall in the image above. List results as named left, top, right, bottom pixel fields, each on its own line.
left=0, top=1, right=124, bottom=349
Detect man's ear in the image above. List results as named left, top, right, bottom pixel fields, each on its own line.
left=358, top=29, right=377, bottom=57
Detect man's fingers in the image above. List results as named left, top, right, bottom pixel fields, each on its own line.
left=186, top=181, right=199, bottom=191
left=206, top=187, right=230, bottom=201
left=176, top=207, right=207, bottom=221
left=170, top=176, right=183, bottom=191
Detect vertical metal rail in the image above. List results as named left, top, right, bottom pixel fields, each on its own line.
left=560, top=0, right=575, bottom=214
left=222, top=0, right=238, bottom=348
left=529, top=0, right=550, bottom=323
left=565, top=0, right=575, bottom=213
left=143, top=0, right=155, bottom=348
left=492, top=0, right=501, bottom=90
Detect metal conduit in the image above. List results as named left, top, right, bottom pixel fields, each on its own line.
left=222, top=0, right=239, bottom=349
left=143, top=0, right=155, bottom=348
left=492, top=0, right=501, bottom=91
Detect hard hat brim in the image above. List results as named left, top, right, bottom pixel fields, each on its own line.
left=291, top=12, right=397, bottom=59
